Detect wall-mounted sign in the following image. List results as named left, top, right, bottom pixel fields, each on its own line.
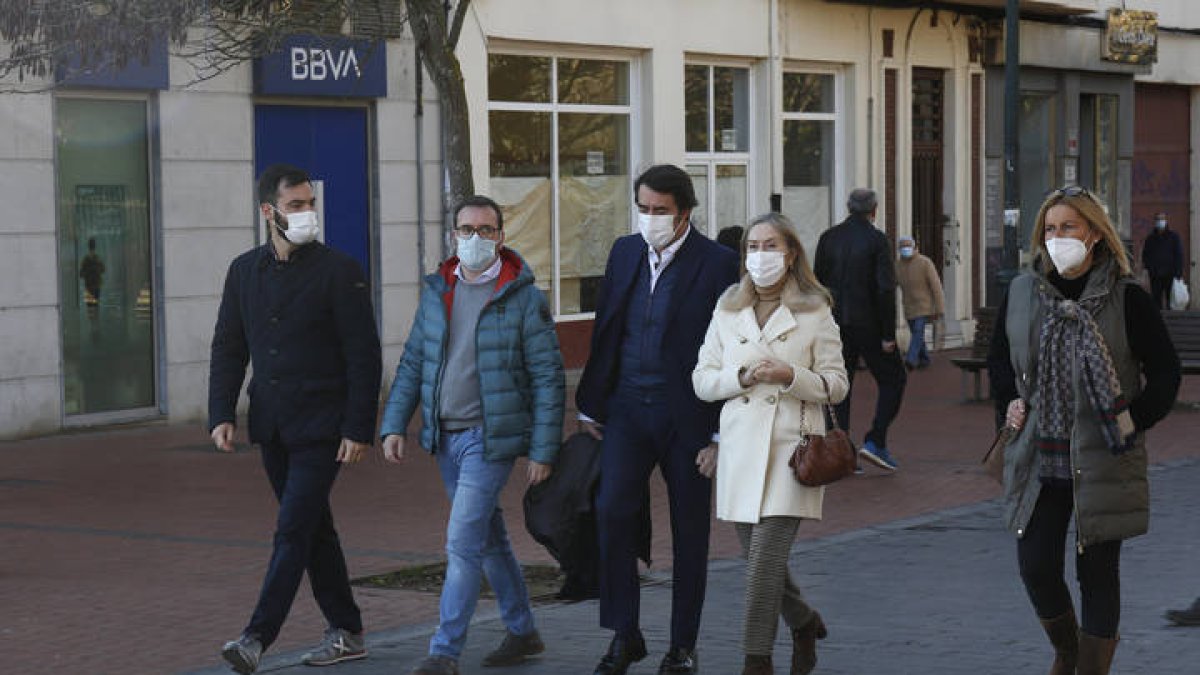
left=254, top=35, right=387, bottom=98
left=55, top=37, right=169, bottom=90
left=1103, top=9, right=1157, bottom=65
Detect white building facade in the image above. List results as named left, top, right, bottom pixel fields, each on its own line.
left=4, top=0, right=1200, bottom=438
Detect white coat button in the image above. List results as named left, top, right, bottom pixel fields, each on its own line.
left=738, top=336, right=748, bottom=344
left=741, top=396, right=749, bottom=404
left=766, top=395, right=777, bottom=404
left=779, top=335, right=788, bottom=341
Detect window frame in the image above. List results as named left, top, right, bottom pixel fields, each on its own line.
left=684, top=61, right=755, bottom=238
left=487, top=47, right=639, bottom=321
left=780, top=65, right=846, bottom=230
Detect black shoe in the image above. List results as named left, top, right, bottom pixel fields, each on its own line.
left=1165, top=599, right=1200, bottom=626
left=658, top=646, right=698, bottom=673
left=593, top=633, right=647, bottom=675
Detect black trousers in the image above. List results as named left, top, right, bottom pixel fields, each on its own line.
left=833, top=326, right=907, bottom=449
left=246, top=435, right=361, bottom=647
left=1017, top=485, right=1122, bottom=638
left=1150, top=275, right=1173, bottom=310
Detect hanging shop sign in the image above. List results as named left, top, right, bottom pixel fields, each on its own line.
left=254, top=35, right=387, bottom=98
left=1102, top=9, right=1158, bottom=65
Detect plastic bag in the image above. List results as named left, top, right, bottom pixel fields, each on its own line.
left=1170, top=278, right=1190, bottom=311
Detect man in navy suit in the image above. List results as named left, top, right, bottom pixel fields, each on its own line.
left=577, top=164, right=739, bottom=675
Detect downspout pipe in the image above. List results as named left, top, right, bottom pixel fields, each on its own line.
left=769, top=0, right=782, bottom=213
left=416, top=49, right=427, bottom=278
left=1002, top=0, right=1020, bottom=284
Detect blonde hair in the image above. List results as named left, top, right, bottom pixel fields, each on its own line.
left=1030, top=188, right=1131, bottom=276
left=742, top=213, right=833, bottom=306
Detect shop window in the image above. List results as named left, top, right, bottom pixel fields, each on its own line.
left=56, top=97, right=157, bottom=416
left=1019, top=93, right=1057, bottom=248
left=782, top=71, right=840, bottom=254
left=685, top=64, right=751, bottom=237
left=1081, top=93, right=1119, bottom=217
left=489, top=53, right=632, bottom=318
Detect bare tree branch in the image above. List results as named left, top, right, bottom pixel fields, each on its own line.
left=447, top=0, right=470, bottom=51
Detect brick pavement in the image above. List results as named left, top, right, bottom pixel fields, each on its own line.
left=201, top=457, right=1200, bottom=675
left=1, top=354, right=1197, bottom=673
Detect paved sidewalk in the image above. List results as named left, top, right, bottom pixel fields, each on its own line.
left=195, top=458, right=1200, bottom=675
left=2, top=354, right=1197, bottom=673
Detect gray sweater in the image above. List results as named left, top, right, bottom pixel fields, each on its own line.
left=439, top=280, right=492, bottom=431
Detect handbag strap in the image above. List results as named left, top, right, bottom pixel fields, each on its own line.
left=799, top=372, right=841, bottom=435
left=816, top=373, right=843, bottom=432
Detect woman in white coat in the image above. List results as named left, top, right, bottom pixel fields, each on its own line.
left=693, top=213, right=849, bottom=675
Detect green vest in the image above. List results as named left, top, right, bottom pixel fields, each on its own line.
left=1001, top=258, right=1148, bottom=549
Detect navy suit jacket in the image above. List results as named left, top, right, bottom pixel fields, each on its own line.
left=576, top=228, right=739, bottom=451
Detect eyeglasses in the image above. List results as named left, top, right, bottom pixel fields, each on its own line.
left=454, top=224, right=500, bottom=239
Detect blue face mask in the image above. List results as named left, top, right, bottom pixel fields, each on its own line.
left=457, top=234, right=498, bottom=271
left=899, top=246, right=915, bottom=259
left=1155, top=219, right=1167, bottom=231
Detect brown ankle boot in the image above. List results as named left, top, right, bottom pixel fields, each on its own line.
left=742, top=654, right=773, bottom=675
left=1039, top=610, right=1079, bottom=675
left=790, top=612, right=827, bottom=675
left=1077, top=632, right=1118, bottom=675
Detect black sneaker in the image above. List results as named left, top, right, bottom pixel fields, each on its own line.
left=221, top=634, right=263, bottom=675
left=482, top=630, right=545, bottom=666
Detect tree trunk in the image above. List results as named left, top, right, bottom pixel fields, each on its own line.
left=407, top=0, right=474, bottom=222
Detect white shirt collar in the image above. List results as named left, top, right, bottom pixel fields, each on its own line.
left=455, top=254, right=503, bottom=285
left=647, top=226, right=691, bottom=268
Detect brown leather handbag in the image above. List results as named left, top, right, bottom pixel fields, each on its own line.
left=789, top=375, right=856, bottom=487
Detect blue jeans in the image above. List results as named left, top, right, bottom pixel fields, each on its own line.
left=906, top=316, right=931, bottom=367
left=431, top=427, right=535, bottom=658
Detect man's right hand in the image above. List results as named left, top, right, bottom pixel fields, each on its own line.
left=580, top=419, right=604, bottom=441
left=211, top=422, right=236, bottom=453
left=382, top=434, right=406, bottom=464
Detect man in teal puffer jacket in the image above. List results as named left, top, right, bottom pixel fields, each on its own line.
left=380, top=195, right=564, bottom=675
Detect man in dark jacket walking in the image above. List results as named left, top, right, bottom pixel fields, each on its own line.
left=814, top=188, right=906, bottom=471
left=209, top=164, right=382, bottom=674
left=1142, top=211, right=1184, bottom=309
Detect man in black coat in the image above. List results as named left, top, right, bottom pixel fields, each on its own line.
left=208, top=164, right=382, bottom=674
left=1142, top=211, right=1184, bottom=309
left=814, top=188, right=906, bottom=472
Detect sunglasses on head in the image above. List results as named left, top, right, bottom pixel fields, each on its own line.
left=1046, top=185, right=1100, bottom=202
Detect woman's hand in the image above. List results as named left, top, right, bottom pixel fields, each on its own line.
left=1005, top=398, right=1027, bottom=431
left=741, top=357, right=795, bottom=387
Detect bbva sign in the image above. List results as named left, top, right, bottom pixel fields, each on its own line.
left=255, top=35, right=386, bottom=98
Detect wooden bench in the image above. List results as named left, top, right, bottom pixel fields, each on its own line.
left=1162, top=310, right=1200, bottom=375
left=950, top=307, right=997, bottom=401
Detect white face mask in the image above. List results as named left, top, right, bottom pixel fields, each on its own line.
left=1155, top=219, right=1167, bottom=230
left=1045, top=237, right=1092, bottom=275
left=273, top=208, right=320, bottom=245
left=745, top=251, right=788, bottom=287
left=899, top=246, right=915, bottom=259
left=638, top=213, right=680, bottom=250
left=457, top=233, right=499, bottom=271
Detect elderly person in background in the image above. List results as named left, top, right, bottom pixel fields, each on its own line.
left=895, top=236, right=944, bottom=370
left=693, top=213, right=848, bottom=675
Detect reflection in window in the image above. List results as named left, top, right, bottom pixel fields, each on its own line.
left=488, top=54, right=551, bottom=103
left=1093, top=95, right=1119, bottom=217
left=783, top=119, right=835, bottom=253
left=685, top=64, right=751, bottom=236
left=1019, top=93, right=1056, bottom=246
left=557, top=59, right=628, bottom=105
left=783, top=73, right=834, bottom=113
left=56, top=98, right=156, bottom=415
left=489, top=53, right=632, bottom=317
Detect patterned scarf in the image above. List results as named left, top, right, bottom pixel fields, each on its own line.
left=1034, top=279, right=1136, bottom=481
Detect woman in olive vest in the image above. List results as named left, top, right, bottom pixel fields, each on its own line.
left=987, top=186, right=1180, bottom=675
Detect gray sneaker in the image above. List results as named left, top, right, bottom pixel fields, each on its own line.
left=301, top=628, right=367, bottom=667
left=221, top=634, right=263, bottom=675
